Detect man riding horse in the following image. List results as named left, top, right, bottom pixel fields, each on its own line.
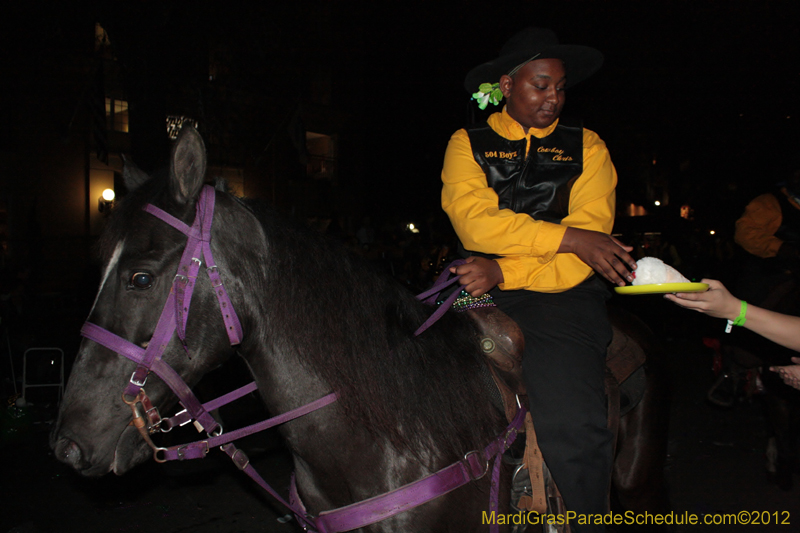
left=442, top=27, right=637, bottom=531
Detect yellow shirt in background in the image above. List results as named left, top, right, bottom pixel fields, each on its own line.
left=734, top=193, right=786, bottom=258
left=441, top=107, right=617, bottom=293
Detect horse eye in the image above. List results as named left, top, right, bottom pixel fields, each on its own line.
left=128, top=272, right=154, bottom=290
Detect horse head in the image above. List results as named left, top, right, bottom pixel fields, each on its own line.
left=51, top=126, right=249, bottom=476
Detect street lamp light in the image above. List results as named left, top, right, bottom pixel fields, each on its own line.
left=99, top=188, right=115, bottom=213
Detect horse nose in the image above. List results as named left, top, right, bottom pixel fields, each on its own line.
left=52, top=434, right=87, bottom=470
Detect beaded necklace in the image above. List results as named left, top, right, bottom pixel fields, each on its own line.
left=446, top=290, right=496, bottom=312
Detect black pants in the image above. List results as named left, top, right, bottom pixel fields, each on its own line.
left=491, top=276, right=613, bottom=532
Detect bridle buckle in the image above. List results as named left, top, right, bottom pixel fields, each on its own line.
left=130, top=371, right=147, bottom=388
left=462, top=450, right=489, bottom=481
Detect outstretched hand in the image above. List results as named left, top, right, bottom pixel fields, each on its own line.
left=560, top=227, right=636, bottom=286
left=771, top=357, right=800, bottom=391
left=449, top=256, right=503, bottom=297
left=663, top=279, right=740, bottom=320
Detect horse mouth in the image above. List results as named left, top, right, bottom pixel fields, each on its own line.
left=110, top=425, right=151, bottom=475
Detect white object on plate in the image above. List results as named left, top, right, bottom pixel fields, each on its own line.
left=632, top=257, right=690, bottom=286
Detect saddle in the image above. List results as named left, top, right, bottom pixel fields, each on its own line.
left=466, top=306, right=647, bottom=514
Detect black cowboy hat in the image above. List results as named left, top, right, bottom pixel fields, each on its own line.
left=464, top=27, right=603, bottom=93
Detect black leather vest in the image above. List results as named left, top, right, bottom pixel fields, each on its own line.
left=458, top=118, right=584, bottom=259
left=466, top=118, right=584, bottom=224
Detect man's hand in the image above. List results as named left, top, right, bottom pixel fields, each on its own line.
left=560, top=227, right=636, bottom=286
left=449, top=256, right=504, bottom=297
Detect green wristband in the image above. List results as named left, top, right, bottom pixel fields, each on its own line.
left=725, top=300, right=747, bottom=333
left=733, top=300, right=748, bottom=327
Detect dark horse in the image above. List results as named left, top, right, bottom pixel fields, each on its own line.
left=51, top=126, right=670, bottom=532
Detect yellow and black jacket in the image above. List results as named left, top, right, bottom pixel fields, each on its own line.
left=441, top=107, right=618, bottom=293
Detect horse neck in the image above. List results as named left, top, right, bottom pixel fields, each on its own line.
left=221, top=203, right=503, bottom=475
left=239, top=335, right=333, bottom=418
left=217, top=201, right=335, bottom=415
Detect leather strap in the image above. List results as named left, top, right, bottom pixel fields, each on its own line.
left=517, top=412, right=547, bottom=514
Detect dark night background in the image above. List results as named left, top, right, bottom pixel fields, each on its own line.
left=3, top=1, right=798, bottom=222
left=1, top=2, right=800, bottom=532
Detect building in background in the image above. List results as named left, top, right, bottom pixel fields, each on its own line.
left=0, top=5, right=365, bottom=301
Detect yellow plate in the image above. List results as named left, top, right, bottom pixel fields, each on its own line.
left=614, top=282, right=709, bottom=295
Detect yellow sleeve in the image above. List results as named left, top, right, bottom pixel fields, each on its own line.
left=734, top=194, right=783, bottom=258
left=441, top=128, right=617, bottom=293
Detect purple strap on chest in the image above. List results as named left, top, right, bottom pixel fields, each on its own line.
left=304, top=405, right=526, bottom=533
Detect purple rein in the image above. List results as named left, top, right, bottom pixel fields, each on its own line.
left=414, top=258, right=467, bottom=335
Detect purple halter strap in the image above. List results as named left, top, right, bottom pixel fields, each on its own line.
left=143, top=186, right=243, bottom=348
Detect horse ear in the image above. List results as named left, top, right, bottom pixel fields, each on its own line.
left=121, top=154, right=150, bottom=192
left=170, top=125, right=207, bottom=204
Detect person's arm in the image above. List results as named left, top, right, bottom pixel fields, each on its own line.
left=665, top=279, right=800, bottom=352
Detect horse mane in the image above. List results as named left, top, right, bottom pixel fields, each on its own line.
left=98, top=178, right=503, bottom=461
left=246, top=201, right=503, bottom=460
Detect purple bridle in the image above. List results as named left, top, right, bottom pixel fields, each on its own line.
left=80, top=185, right=524, bottom=533
left=82, top=185, right=246, bottom=435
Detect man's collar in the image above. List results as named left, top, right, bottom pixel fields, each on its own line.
left=495, top=106, right=559, bottom=139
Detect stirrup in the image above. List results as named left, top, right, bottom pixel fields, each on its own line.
left=510, top=463, right=532, bottom=514
left=509, top=463, right=532, bottom=532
